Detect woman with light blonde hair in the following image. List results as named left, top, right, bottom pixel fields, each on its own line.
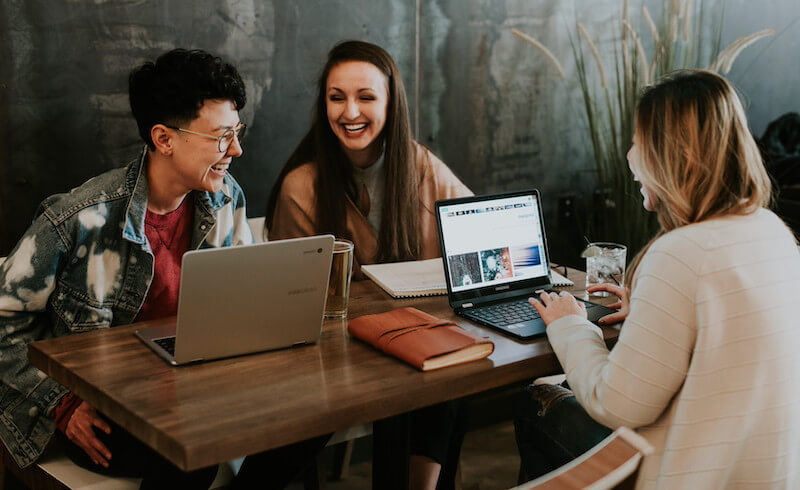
left=515, top=70, right=800, bottom=489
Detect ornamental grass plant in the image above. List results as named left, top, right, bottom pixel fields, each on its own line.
left=513, top=0, right=774, bottom=256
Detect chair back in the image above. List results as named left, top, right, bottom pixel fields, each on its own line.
left=247, top=217, right=266, bottom=243
left=513, top=427, right=652, bottom=490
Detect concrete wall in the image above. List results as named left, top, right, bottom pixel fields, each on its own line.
left=1, top=0, right=798, bottom=260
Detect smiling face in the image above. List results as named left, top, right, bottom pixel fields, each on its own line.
left=627, top=130, right=657, bottom=212
left=325, top=61, right=389, bottom=168
left=170, top=99, right=243, bottom=193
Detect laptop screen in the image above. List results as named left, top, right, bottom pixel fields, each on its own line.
left=436, top=190, right=551, bottom=304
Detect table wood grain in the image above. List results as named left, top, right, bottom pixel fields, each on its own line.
left=28, top=267, right=619, bottom=471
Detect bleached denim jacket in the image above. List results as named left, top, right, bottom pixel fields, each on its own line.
left=0, top=150, right=253, bottom=467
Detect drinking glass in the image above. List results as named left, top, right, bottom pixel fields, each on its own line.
left=585, top=242, right=627, bottom=297
left=324, top=239, right=354, bottom=318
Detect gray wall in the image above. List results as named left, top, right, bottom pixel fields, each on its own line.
left=1, top=0, right=798, bottom=260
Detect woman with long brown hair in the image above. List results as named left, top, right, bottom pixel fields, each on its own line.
left=515, top=70, right=800, bottom=488
left=266, top=40, right=472, bottom=490
left=266, top=40, right=471, bottom=271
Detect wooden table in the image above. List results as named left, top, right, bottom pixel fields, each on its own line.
left=28, top=267, right=619, bottom=485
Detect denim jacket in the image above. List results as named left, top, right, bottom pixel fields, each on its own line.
left=0, top=150, right=253, bottom=467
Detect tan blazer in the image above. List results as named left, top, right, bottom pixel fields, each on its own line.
left=268, top=143, right=472, bottom=277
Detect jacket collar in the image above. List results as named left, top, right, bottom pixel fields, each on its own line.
left=122, top=147, right=232, bottom=245
left=122, top=148, right=150, bottom=245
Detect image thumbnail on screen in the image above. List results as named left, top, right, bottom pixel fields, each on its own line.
left=448, top=252, right=482, bottom=287
left=509, top=244, right=542, bottom=278
left=480, top=247, right=513, bottom=282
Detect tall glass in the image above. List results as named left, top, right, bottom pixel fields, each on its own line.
left=585, top=242, right=627, bottom=297
left=324, top=239, right=354, bottom=319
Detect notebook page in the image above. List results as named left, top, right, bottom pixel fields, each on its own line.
left=362, top=258, right=445, bottom=293
left=550, top=269, right=574, bottom=287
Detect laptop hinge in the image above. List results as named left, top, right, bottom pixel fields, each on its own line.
left=461, top=303, right=474, bottom=309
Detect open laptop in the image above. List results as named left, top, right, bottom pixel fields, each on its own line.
left=135, top=235, right=335, bottom=365
left=435, top=190, right=615, bottom=340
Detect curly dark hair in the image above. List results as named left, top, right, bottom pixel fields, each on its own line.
left=129, top=48, right=246, bottom=149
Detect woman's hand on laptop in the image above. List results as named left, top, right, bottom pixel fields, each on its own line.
left=66, top=401, right=112, bottom=468
left=586, top=283, right=630, bottom=325
left=528, top=291, right=586, bottom=324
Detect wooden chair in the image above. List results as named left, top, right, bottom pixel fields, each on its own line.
left=511, top=427, right=653, bottom=490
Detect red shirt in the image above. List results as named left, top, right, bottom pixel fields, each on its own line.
left=53, top=195, right=195, bottom=432
left=135, top=195, right=195, bottom=322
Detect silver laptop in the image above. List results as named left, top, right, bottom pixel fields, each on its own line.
left=135, top=235, right=335, bottom=365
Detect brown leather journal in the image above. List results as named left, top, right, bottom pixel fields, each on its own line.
left=348, top=307, right=495, bottom=371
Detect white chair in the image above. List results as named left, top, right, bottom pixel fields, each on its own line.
left=247, top=217, right=266, bottom=243
left=1, top=442, right=234, bottom=490
left=512, top=427, right=653, bottom=490
left=326, top=424, right=373, bottom=480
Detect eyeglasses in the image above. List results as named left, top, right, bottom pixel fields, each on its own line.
left=166, top=123, right=247, bottom=153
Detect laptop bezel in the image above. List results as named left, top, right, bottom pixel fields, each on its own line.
left=435, top=189, right=554, bottom=310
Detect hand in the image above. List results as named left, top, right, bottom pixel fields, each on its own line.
left=65, top=402, right=112, bottom=468
left=528, top=291, right=586, bottom=325
left=586, top=283, right=630, bottom=325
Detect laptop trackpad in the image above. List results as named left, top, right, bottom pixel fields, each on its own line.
left=585, top=302, right=616, bottom=324
left=506, top=319, right=547, bottom=338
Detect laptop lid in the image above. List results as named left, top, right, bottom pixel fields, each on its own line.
left=435, top=190, right=552, bottom=309
left=137, top=234, right=334, bottom=365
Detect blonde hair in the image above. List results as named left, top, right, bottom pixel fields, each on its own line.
left=626, top=70, right=772, bottom=286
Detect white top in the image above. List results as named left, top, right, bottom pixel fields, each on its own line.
left=546, top=209, right=800, bottom=489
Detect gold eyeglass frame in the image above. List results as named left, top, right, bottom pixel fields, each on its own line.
left=166, top=123, right=247, bottom=152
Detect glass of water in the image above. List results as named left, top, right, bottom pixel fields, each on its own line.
left=584, top=242, right=627, bottom=296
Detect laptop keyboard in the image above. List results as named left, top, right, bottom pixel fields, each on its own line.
left=154, top=336, right=176, bottom=356
left=463, top=298, right=541, bottom=327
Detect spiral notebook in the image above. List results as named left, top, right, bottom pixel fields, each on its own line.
left=361, top=258, right=573, bottom=299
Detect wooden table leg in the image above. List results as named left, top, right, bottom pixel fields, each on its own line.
left=372, top=413, right=410, bottom=490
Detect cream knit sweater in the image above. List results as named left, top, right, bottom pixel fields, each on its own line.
left=547, top=209, right=800, bottom=489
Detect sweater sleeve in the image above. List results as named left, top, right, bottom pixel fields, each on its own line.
left=424, top=146, right=472, bottom=200
left=546, top=241, right=698, bottom=429
left=268, top=165, right=318, bottom=241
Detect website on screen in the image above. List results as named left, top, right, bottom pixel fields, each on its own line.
left=439, top=195, right=547, bottom=292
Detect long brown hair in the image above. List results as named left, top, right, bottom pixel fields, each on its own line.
left=266, top=40, right=421, bottom=261
left=626, top=70, right=772, bottom=287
